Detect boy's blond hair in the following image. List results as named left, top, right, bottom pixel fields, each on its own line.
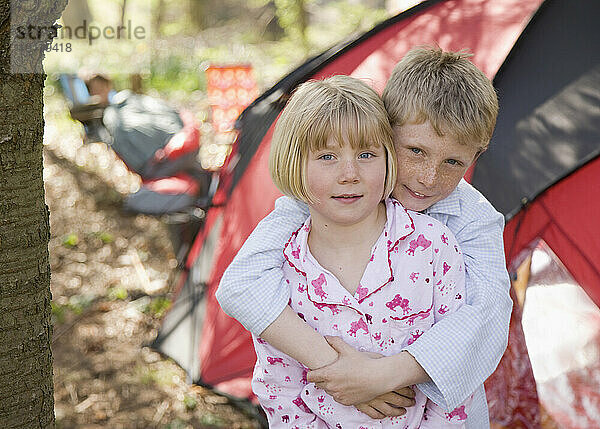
left=270, top=75, right=397, bottom=204
left=382, top=46, right=498, bottom=151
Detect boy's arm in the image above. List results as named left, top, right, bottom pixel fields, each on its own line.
left=216, top=196, right=309, bottom=335
left=217, top=196, right=341, bottom=369
left=309, top=337, right=423, bottom=406
left=264, top=304, right=414, bottom=418
left=216, top=196, right=340, bottom=369
left=404, top=208, right=512, bottom=410
left=308, top=211, right=511, bottom=411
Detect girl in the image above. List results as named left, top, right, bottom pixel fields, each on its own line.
left=251, top=75, right=470, bottom=428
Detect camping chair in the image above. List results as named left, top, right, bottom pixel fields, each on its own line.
left=59, top=74, right=111, bottom=143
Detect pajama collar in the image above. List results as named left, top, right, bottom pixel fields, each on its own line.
left=283, top=199, right=416, bottom=312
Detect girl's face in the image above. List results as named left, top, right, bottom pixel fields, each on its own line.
left=306, top=136, right=387, bottom=228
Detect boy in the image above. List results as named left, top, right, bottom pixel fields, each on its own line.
left=216, top=47, right=512, bottom=428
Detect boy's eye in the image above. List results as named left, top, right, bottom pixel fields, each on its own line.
left=446, top=159, right=461, bottom=166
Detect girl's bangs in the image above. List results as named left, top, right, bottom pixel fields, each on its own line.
left=308, top=104, right=385, bottom=152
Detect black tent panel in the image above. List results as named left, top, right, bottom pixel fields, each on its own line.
left=472, top=0, right=600, bottom=217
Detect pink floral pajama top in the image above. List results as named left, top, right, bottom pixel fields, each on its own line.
left=252, top=199, right=472, bottom=428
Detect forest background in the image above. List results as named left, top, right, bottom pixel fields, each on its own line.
left=42, top=1, right=420, bottom=428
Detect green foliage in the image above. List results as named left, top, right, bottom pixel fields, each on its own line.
left=329, top=1, right=389, bottom=33
left=163, top=419, right=188, bottom=429
left=62, top=233, right=79, bottom=248
left=68, top=293, right=96, bottom=314
left=199, top=413, right=226, bottom=426
left=51, top=302, right=68, bottom=324
left=44, top=0, right=390, bottom=115
left=92, top=231, right=114, bottom=244
left=51, top=293, right=96, bottom=323
left=148, top=53, right=204, bottom=94
left=136, top=363, right=180, bottom=387
left=143, top=296, right=172, bottom=318
left=182, top=395, right=197, bottom=411
left=107, top=285, right=128, bottom=300
left=273, top=0, right=309, bottom=49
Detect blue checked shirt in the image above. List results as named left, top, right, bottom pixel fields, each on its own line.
left=216, top=179, right=512, bottom=429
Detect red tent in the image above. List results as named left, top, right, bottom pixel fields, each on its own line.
left=152, top=0, right=600, bottom=426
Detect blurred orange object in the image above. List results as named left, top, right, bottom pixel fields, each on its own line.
left=205, top=64, right=259, bottom=135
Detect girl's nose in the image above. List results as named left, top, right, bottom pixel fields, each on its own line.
left=339, top=159, right=359, bottom=183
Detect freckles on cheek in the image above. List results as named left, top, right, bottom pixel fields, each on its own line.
left=306, top=180, right=328, bottom=201
left=437, top=175, right=455, bottom=190
left=396, top=158, right=421, bottom=180
left=437, top=171, right=463, bottom=194
left=309, top=183, right=328, bottom=196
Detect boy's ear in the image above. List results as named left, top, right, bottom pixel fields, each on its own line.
left=472, top=146, right=487, bottom=163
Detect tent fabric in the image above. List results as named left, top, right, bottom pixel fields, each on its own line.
left=152, top=1, right=600, bottom=427
left=502, top=156, right=600, bottom=307
left=471, top=0, right=600, bottom=218
left=175, top=0, right=544, bottom=407
left=151, top=208, right=224, bottom=382
left=472, top=0, right=600, bottom=308
left=231, top=0, right=543, bottom=192
left=518, top=240, right=600, bottom=428
left=197, top=0, right=546, bottom=399
left=484, top=287, right=541, bottom=427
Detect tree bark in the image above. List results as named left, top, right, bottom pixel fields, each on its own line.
left=0, top=0, right=67, bottom=427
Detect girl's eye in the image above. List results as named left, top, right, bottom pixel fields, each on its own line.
left=410, top=148, right=422, bottom=155
left=358, top=152, right=374, bottom=159
left=319, top=154, right=334, bottom=161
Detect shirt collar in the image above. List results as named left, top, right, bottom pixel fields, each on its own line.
left=283, top=199, right=416, bottom=308
left=423, top=183, right=462, bottom=217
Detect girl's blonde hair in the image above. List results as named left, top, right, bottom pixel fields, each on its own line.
left=269, top=75, right=397, bottom=203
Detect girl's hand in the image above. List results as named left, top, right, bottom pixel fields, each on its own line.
left=307, top=336, right=416, bottom=406
left=355, top=391, right=414, bottom=419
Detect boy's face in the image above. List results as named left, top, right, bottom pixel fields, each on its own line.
left=88, top=80, right=112, bottom=105
left=392, top=121, right=480, bottom=212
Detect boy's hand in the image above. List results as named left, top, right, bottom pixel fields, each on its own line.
left=307, top=336, right=416, bottom=406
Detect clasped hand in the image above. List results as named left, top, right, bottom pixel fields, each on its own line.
left=306, top=336, right=416, bottom=419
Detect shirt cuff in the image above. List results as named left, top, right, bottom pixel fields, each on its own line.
left=404, top=335, right=458, bottom=410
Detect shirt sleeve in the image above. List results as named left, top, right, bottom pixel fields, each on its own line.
left=216, top=196, right=310, bottom=335
left=404, top=209, right=512, bottom=410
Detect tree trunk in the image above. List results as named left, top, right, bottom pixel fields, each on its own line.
left=0, top=0, right=67, bottom=427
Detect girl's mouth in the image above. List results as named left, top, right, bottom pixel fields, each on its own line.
left=332, top=194, right=362, bottom=202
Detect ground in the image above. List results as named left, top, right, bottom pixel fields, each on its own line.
left=44, top=94, right=262, bottom=429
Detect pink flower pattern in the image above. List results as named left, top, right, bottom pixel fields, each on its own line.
left=252, top=200, right=469, bottom=428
